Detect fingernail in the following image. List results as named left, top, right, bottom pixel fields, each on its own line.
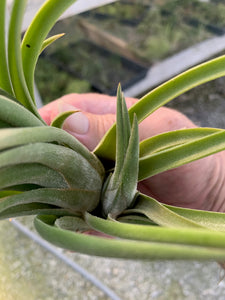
left=59, top=103, right=89, bottom=135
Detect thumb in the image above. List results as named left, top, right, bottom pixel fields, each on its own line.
left=60, top=103, right=116, bottom=151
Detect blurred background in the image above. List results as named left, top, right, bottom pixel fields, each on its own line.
left=3, top=1, right=225, bottom=299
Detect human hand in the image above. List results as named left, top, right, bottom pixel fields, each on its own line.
left=39, top=93, right=225, bottom=212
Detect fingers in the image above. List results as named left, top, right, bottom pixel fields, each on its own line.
left=39, top=93, right=197, bottom=150
left=61, top=103, right=116, bottom=150
left=39, top=93, right=137, bottom=124
left=39, top=93, right=136, bottom=150
left=139, top=107, right=196, bottom=140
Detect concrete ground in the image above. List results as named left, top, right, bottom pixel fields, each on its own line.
left=1, top=215, right=225, bottom=300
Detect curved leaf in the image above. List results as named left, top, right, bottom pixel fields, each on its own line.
left=7, top=0, right=43, bottom=121
left=41, top=33, right=65, bottom=53
left=21, top=0, right=77, bottom=100
left=34, top=214, right=225, bottom=261
left=0, top=126, right=104, bottom=176
left=138, top=129, right=225, bottom=180
left=165, top=204, right=225, bottom=232
left=95, top=55, right=225, bottom=160
left=0, top=96, right=44, bottom=127
left=50, top=110, right=79, bottom=128
left=85, top=212, right=225, bottom=248
left=128, top=194, right=203, bottom=228
left=101, top=88, right=139, bottom=217
left=0, top=0, right=13, bottom=94
left=139, top=128, right=222, bottom=158
left=0, top=188, right=100, bottom=216
left=0, top=203, right=73, bottom=220
left=0, top=163, right=68, bottom=190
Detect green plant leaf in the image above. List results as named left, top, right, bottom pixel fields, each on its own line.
left=41, top=33, right=65, bottom=53
left=0, top=163, right=69, bottom=190
left=50, top=110, right=79, bottom=128
left=0, top=0, right=13, bottom=94
left=95, top=55, right=225, bottom=161
left=138, top=129, right=225, bottom=180
left=0, top=96, right=44, bottom=127
left=0, top=191, right=21, bottom=198
left=165, top=204, right=225, bottom=232
left=0, top=203, right=73, bottom=220
left=21, top=0, right=77, bottom=100
left=0, top=188, right=100, bottom=216
left=114, top=84, right=131, bottom=175
left=85, top=212, right=225, bottom=248
left=7, top=0, right=43, bottom=121
left=128, top=193, right=203, bottom=228
left=34, top=214, right=225, bottom=261
left=0, top=126, right=104, bottom=175
left=0, top=143, right=103, bottom=191
left=139, top=127, right=222, bottom=158
left=101, top=87, right=139, bottom=217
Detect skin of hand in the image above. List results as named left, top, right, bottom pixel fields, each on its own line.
left=39, top=93, right=225, bottom=212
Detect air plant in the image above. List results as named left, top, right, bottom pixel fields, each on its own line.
left=2, top=0, right=225, bottom=262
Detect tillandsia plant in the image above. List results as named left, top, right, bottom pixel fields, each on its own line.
left=3, top=0, right=225, bottom=261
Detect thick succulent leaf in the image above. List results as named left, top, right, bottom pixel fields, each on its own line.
left=0, top=143, right=103, bottom=191
left=0, top=88, right=21, bottom=103
left=34, top=214, right=225, bottom=261
left=0, top=120, right=12, bottom=129
left=55, top=216, right=91, bottom=232
left=85, top=212, right=225, bottom=248
left=50, top=110, right=79, bottom=128
left=41, top=33, right=65, bottom=53
left=0, top=188, right=100, bottom=216
left=95, top=55, right=225, bottom=161
left=128, top=194, right=203, bottom=229
left=113, top=85, right=131, bottom=176
left=0, top=191, right=21, bottom=198
left=0, top=0, right=13, bottom=94
left=0, top=163, right=68, bottom=189
left=117, top=214, right=156, bottom=225
left=138, top=129, right=225, bottom=180
left=101, top=90, right=139, bottom=217
left=21, top=0, right=77, bottom=100
left=8, top=0, right=43, bottom=121
left=0, top=203, right=73, bottom=220
left=165, top=204, right=225, bottom=232
left=0, top=126, right=104, bottom=176
left=0, top=96, right=44, bottom=127
left=139, top=128, right=222, bottom=158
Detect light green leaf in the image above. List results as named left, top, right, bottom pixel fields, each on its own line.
left=139, top=128, right=222, bottom=157
left=85, top=212, right=225, bottom=248
left=34, top=214, right=225, bottom=261
left=0, top=163, right=68, bottom=190
left=0, top=0, right=13, bottom=94
left=0, top=188, right=100, bottom=216
left=0, top=191, right=21, bottom=198
left=138, top=129, right=225, bottom=180
left=0, top=96, right=44, bottom=127
left=50, top=110, right=79, bottom=128
left=101, top=88, right=139, bottom=217
left=0, top=203, right=73, bottom=220
left=95, top=55, right=225, bottom=161
left=7, top=0, right=43, bottom=121
left=21, top=0, right=77, bottom=100
left=0, top=143, right=103, bottom=191
left=165, top=204, right=225, bottom=232
left=41, top=33, right=65, bottom=53
left=128, top=193, right=203, bottom=229
left=0, top=126, right=104, bottom=176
